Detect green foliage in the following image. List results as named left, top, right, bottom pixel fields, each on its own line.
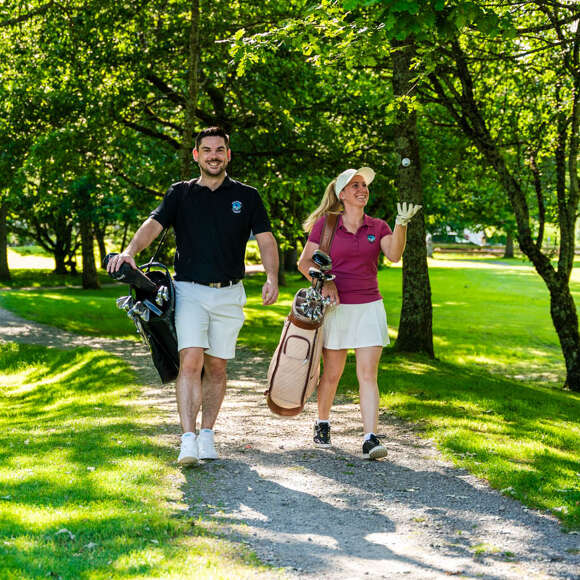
left=0, top=269, right=111, bottom=289
left=244, top=240, right=261, bottom=265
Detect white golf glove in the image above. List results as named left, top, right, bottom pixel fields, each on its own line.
left=396, top=202, right=422, bottom=226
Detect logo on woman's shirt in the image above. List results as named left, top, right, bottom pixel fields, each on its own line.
left=232, top=201, right=242, bottom=214
left=367, top=234, right=376, bottom=243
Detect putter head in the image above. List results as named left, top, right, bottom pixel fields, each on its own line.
left=312, top=250, right=332, bottom=271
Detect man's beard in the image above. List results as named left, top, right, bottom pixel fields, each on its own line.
left=200, top=159, right=228, bottom=177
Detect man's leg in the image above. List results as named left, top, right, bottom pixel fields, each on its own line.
left=200, top=354, right=228, bottom=429
left=176, top=347, right=204, bottom=466
left=176, top=347, right=205, bottom=432
left=198, top=283, right=244, bottom=459
left=195, top=354, right=228, bottom=460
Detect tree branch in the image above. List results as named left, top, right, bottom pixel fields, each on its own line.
left=0, top=2, right=54, bottom=28
left=119, top=118, right=181, bottom=149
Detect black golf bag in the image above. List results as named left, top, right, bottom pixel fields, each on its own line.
left=104, top=254, right=179, bottom=384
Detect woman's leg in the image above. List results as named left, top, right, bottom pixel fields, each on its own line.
left=354, top=346, right=383, bottom=434
left=317, top=348, right=348, bottom=420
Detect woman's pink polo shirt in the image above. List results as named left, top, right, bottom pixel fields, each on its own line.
left=308, top=214, right=392, bottom=304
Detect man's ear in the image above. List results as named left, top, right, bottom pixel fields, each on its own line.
left=227, top=149, right=232, bottom=161
left=193, top=149, right=199, bottom=161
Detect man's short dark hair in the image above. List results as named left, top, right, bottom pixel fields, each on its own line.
left=195, top=127, right=230, bottom=149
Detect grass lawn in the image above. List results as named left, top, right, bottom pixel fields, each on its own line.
left=0, top=286, right=138, bottom=340
left=0, top=342, right=279, bottom=579
left=1, top=254, right=579, bottom=529
left=1, top=247, right=112, bottom=289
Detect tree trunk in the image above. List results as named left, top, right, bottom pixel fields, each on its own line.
left=94, top=224, right=107, bottom=268
left=504, top=233, right=514, bottom=258
left=180, top=0, right=200, bottom=179
left=549, top=282, right=580, bottom=390
left=284, top=247, right=298, bottom=272
left=0, top=202, right=10, bottom=281
left=80, top=217, right=100, bottom=289
left=391, top=38, right=434, bottom=357
left=53, top=248, right=68, bottom=274
left=277, top=245, right=286, bottom=287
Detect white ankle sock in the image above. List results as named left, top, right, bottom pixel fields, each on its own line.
left=364, top=432, right=375, bottom=441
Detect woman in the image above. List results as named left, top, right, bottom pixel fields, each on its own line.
left=298, top=167, right=421, bottom=460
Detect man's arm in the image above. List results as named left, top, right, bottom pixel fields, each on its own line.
left=107, top=218, right=164, bottom=273
left=255, top=231, right=279, bottom=305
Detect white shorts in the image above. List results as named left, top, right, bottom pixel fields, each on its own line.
left=174, top=281, right=246, bottom=359
left=323, top=299, right=389, bottom=350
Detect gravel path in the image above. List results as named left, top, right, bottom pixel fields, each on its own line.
left=0, top=304, right=578, bottom=579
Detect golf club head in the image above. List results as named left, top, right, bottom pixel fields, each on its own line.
left=129, top=302, right=150, bottom=322
left=312, top=250, right=332, bottom=271
left=116, top=296, right=134, bottom=311
left=155, top=285, right=169, bottom=306
left=308, top=267, right=325, bottom=280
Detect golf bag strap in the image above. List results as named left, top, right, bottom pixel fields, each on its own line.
left=146, top=228, right=170, bottom=268
left=319, top=213, right=339, bottom=254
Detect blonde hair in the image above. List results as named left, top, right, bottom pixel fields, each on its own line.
left=303, top=178, right=343, bottom=232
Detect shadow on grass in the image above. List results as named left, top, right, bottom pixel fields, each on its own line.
left=340, top=350, right=580, bottom=529
left=0, top=343, right=262, bottom=579
left=0, top=268, right=112, bottom=289
left=0, top=288, right=136, bottom=338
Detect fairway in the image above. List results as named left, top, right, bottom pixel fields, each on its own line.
left=0, top=254, right=579, bottom=528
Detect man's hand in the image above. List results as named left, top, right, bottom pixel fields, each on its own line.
left=395, top=202, right=422, bottom=226
left=262, top=279, right=279, bottom=305
left=106, top=252, right=137, bottom=274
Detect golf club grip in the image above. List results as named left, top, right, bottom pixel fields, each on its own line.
left=104, top=254, right=158, bottom=293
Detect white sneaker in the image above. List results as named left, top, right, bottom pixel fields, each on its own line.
left=178, top=433, right=199, bottom=466
left=197, top=429, right=218, bottom=460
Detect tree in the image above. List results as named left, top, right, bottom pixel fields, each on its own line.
left=421, top=2, right=579, bottom=390
left=390, top=37, right=434, bottom=355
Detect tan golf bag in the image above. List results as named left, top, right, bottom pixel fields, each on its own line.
left=265, top=291, right=324, bottom=416
left=265, top=213, right=338, bottom=417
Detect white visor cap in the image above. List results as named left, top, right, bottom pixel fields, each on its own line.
left=335, top=167, right=376, bottom=199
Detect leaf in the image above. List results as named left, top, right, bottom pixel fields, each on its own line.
left=55, top=528, right=75, bottom=540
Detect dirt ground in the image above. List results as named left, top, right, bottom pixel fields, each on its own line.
left=0, top=304, right=578, bottom=579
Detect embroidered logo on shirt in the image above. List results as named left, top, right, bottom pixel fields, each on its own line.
left=367, top=234, right=376, bottom=243
left=232, top=201, right=242, bottom=214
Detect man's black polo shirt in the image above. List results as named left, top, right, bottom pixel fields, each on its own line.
left=150, top=176, right=271, bottom=283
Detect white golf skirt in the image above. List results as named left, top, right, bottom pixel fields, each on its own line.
left=323, top=299, right=389, bottom=350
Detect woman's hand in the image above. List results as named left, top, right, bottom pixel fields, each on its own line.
left=322, top=280, right=340, bottom=305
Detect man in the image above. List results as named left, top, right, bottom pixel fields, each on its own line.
left=107, top=126, right=279, bottom=466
